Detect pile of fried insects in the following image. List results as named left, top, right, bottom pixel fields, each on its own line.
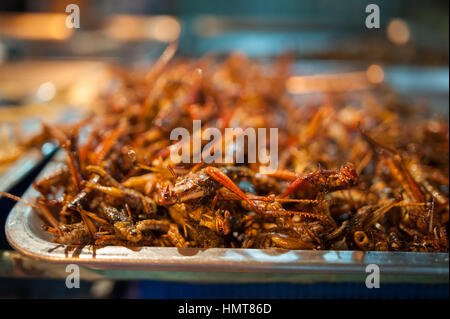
left=6, top=45, right=449, bottom=252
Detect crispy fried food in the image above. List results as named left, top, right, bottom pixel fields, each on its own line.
left=20, top=48, right=449, bottom=252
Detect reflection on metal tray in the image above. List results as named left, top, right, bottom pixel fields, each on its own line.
left=0, top=108, right=85, bottom=192
left=5, top=151, right=449, bottom=283
left=0, top=144, right=56, bottom=193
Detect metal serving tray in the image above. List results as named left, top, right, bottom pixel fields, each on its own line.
left=4, top=64, right=449, bottom=282
left=0, top=108, right=85, bottom=193
left=5, top=152, right=449, bottom=282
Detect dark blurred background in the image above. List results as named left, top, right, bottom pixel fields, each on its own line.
left=0, top=0, right=448, bottom=62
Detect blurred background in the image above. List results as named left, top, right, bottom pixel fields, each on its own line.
left=0, top=0, right=448, bottom=61
left=0, top=0, right=448, bottom=298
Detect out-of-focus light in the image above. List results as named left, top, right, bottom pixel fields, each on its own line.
left=387, top=18, right=410, bottom=45
left=104, top=15, right=180, bottom=42
left=286, top=72, right=371, bottom=94
left=36, top=81, right=56, bottom=102
left=366, top=64, right=384, bottom=84
left=0, top=14, right=73, bottom=40
left=153, top=16, right=180, bottom=42
left=41, top=142, right=56, bottom=155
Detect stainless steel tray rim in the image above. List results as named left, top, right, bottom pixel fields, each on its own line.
left=6, top=198, right=449, bottom=275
